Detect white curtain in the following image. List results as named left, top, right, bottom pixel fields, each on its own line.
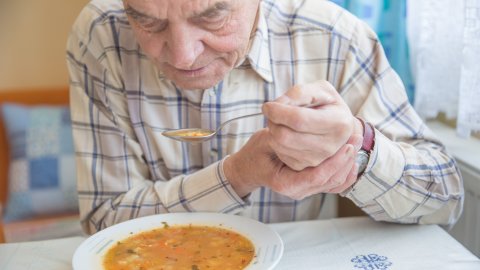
left=408, top=0, right=480, bottom=137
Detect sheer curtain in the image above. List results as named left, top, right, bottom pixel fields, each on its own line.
left=332, top=0, right=480, bottom=137
left=407, top=0, right=480, bottom=137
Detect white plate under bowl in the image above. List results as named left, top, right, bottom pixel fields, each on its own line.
left=72, top=212, right=283, bottom=270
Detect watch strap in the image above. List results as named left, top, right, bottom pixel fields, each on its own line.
left=357, top=117, right=375, bottom=153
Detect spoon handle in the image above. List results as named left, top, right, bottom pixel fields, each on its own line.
left=215, top=102, right=322, bottom=132
left=216, top=112, right=264, bottom=132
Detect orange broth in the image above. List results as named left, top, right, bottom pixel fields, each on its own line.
left=103, top=224, right=255, bottom=270
left=174, top=130, right=212, bottom=137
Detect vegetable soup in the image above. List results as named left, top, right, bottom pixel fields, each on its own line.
left=103, top=224, right=255, bottom=270
left=170, top=130, right=212, bottom=137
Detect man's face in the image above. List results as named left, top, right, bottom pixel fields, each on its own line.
left=123, top=0, right=260, bottom=90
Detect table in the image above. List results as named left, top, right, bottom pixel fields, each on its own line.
left=1, top=217, right=479, bottom=269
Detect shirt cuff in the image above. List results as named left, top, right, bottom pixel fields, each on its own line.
left=344, top=130, right=405, bottom=205
left=175, top=157, right=250, bottom=213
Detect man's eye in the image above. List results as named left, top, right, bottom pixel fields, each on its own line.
left=205, top=11, right=221, bottom=19
left=202, top=10, right=227, bottom=23
left=201, top=13, right=228, bottom=30
left=138, top=20, right=168, bottom=33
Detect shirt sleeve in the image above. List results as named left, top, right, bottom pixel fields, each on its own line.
left=66, top=5, right=249, bottom=235
left=337, top=19, right=464, bottom=228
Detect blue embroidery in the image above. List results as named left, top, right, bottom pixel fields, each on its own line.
left=351, top=254, right=393, bottom=270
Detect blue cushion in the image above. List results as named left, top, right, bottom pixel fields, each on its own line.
left=1, top=104, right=78, bottom=222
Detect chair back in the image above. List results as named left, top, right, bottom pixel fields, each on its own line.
left=0, top=87, right=70, bottom=242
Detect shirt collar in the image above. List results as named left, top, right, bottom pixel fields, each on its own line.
left=244, top=4, right=273, bottom=83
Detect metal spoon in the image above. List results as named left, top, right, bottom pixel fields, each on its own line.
left=162, top=102, right=321, bottom=143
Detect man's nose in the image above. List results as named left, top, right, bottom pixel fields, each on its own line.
left=166, top=25, right=204, bottom=69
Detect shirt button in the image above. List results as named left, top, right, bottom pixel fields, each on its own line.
left=209, top=89, right=216, bottom=97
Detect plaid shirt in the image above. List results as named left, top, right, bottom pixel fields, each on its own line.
left=67, top=0, right=463, bottom=234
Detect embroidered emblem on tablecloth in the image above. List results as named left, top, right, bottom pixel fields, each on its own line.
left=351, top=254, right=393, bottom=270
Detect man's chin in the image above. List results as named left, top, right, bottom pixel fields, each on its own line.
left=158, top=60, right=233, bottom=90
left=165, top=68, right=228, bottom=90
left=170, top=77, right=221, bottom=90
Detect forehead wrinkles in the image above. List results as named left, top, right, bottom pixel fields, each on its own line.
left=180, top=0, right=218, bottom=16
left=123, top=0, right=168, bottom=18
left=124, top=0, right=230, bottom=20
left=176, top=0, right=228, bottom=19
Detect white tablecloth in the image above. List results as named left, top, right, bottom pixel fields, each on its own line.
left=1, top=217, right=479, bottom=270
left=272, top=217, right=480, bottom=269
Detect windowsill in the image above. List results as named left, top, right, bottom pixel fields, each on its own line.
left=427, top=120, right=480, bottom=173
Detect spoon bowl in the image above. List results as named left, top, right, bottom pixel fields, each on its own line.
left=162, top=102, right=321, bottom=143
left=161, top=128, right=218, bottom=143
left=162, top=113, right=263, bottom=143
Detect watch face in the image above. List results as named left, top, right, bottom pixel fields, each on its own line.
left=356, top=150, right=369, bottom=175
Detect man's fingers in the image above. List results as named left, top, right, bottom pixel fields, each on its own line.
left=325, top=159, right=358, bottom=194
left=347, top=134, right=363, bottom=152
left=308, top=147, right=356, bottom=194
left=263, top=102, right=339, bottom=133
left=275, top=152, right=307, bottom=171
left=272, top=83, right=335, bottom=106
left=272, top=144, right=355, bottom=199
left=267, top=123, right=338, bottom=158
left=327, top=155, right=355, bottom=189
left=314, top=144, right=354, bottom=181
left=269, top=166, right=314, bottom=199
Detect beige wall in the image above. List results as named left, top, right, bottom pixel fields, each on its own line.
left=0, top=0, right=90, bottom=90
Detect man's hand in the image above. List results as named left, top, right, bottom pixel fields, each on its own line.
left=224, top=80, right=365, bottom=199
left=223, top=129, right=285, bottom=198
left=271, top=137, right=362, bottom=199
left=224, top=129, right=363, bottom=199
left=262, top=80, right=364, bottom=171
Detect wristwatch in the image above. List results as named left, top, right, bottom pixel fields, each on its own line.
left=356, top=118, right=375, bottom=176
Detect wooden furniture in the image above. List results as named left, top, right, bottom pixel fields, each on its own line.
left=0, top=87, right=71, bottom=243
left=0, top=207, right=4, bottom=243
left=338, top=196, right=366, bottom=218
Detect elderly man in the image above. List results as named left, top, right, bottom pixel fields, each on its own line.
left=67, top=0, right=463, bottom=234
